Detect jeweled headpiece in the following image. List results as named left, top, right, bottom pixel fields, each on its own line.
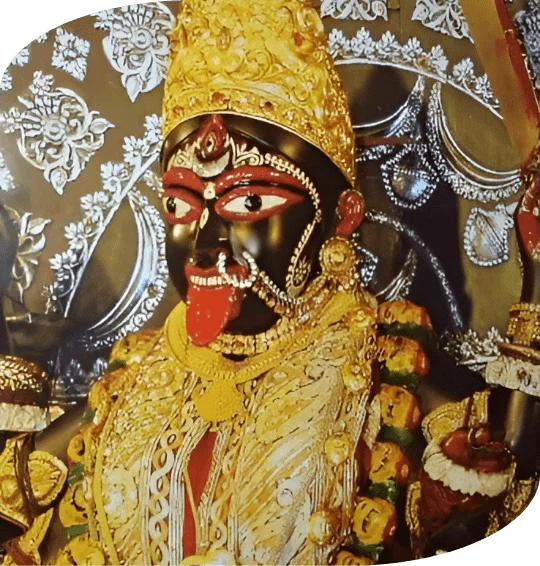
left=162, top=0, right=356, bottom=186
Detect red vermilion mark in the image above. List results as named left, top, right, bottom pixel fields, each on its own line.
left=195, top=114, right=228, bottom=161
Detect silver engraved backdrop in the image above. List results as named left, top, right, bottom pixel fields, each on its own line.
left=0, top=0, right=537, bottom=401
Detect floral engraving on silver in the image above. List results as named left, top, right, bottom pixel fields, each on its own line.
left=356, top=76, right=425, bottom=163
left=0, top=72, right=114, bottom=195
left=0, top=151, right=15, bottom=191
left=329, top=28, right=499, bottom=115
left=515, top=0, right=540, bottom=89
left=321, top=0, right=388, bottom=21
left=463, top=203, right=517, bottom=268
left=44, top=115, right=168, bottom=399
left=444, top=327, right=504, bottom=373
left=94, top=3, right=175, bottom=102
left=3, top=206, right=51, bottom=306
left=450, top=59, right=498, bottom=110
left=0, top=71, right=12, bottom=92
left=381, top=143, right=438, bottom=210
left=426, top=84, right=521, bottom=203
left=412, top=0, right=472, bottom=42
left=11, top=47, right=30, bottom=68
left=52, top=28, right=91, bottom=81
left=43, top=114, right=164, bottom=317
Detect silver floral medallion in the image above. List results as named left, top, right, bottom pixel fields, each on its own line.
left=0, top=71, right=12, bottom=92
left=0, top=72, right=114, bottom=194
left=3, top=206, right=51, bottom=306
left=321, top=0, right=388, bottom=20
left=52, top=28, right=91, bottom=81
left=515, top=0, right=540, bottom=89
left=463, top=203, right=517, bottom=267
left=94, top=3, right=175, bottom=102
left=412, top=0, right=472, bottom=42
left=0, top=151, right=15, bottom=191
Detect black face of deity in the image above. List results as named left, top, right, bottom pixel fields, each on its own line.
left=161, top=114, right=352, bottom=345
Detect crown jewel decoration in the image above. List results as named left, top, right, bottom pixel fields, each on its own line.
left=163, top=0, right=356, bottom=186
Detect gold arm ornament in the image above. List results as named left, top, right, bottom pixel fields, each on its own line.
left=0, top=356, right=50, bottom=433
left=0, top=435, right=67, bottom=530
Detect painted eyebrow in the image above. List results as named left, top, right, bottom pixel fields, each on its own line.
left=163, top=165, right=308, bottom=197
left=215, top=166, right=307, bottom=195
left=163, top=168, right=205, bottom=194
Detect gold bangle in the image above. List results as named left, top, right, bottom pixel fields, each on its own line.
left=506, top=303, right=540, bottom=349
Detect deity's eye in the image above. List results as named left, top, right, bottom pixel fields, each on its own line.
left=215, top=186, right=304, bottom=222
left=162, top=189, right=203, bottom=224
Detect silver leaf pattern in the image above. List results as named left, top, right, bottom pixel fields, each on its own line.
left=94, top=3, right=175, bottom=102
left=4, top=207, right=51, bottom=305
left=412, top=0, right=472, bottom=42
left=0, top=72, right=114, bottom=194
left=321, top=0, right=388, bottom=21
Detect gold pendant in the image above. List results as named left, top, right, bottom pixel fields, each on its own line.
left=194, top=380, right=245, bottom=423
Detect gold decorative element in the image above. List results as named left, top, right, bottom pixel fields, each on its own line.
left=308, top=510, right=340, bottom=545
left=54, top=534, right=106, bottom=566
left=324, top=433, right=352, bottom=467
left=378, top=300, right=433, bottom=330
left=166, top=290, right=356, bottom=422
left=163, top=0, right=356, bottom=186
left=2, top=509, right=53, bottom=566
left=180, top=550, right=236, bottom=565
left=0, top=356, right=50, bottom=431
left=0, top=437, right=67, bottom=530
left=377, top=335, right=430, bottom=376
left=486, top=478, right=539, bottom=537
left=352, top=497, right=396, bottom=546
left=380, top=384, right=421, bottom=430
left=320, top=237, right=359, bottom=286
left=109, top=329, right=160, bottom=366
left=335, top=551, right=374, bottom=565
left=422, top=390, right=490, bottom=444
left=369, top=442, right=409, bottom=485
left=507, top=302, right=540, bottom=348
left=405, top=482, right=425, bottom=559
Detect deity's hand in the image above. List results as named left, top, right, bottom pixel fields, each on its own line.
left=516, top=163, right=540, bottom=303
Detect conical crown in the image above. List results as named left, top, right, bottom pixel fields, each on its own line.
left=163, top=0, right=356, bottom=186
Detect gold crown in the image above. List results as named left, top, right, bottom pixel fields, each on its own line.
left=163, top=0, right=356, bottom=186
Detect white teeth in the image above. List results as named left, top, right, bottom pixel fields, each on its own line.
left=190, top=275, right=226, bottom=287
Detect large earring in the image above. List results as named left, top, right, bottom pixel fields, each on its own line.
left=319, top=236, right=360, bottom=292
left=335, top=190, right=365, bottom=238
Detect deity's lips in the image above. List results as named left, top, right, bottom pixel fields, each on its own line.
left=185, top=263, right=248, bottom=346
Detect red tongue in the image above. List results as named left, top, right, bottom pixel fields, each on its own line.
left=186, top=284, right=242, bottom=346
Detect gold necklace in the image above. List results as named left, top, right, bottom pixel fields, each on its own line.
left=165, top=236, right=363, bottom=423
